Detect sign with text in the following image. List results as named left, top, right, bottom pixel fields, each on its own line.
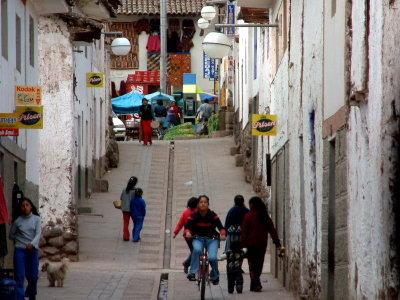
left=203, top=52, right=215, bottom=79
left=15, top=86, right=42, bottom=106
left=252, top=114, right=277, bottom=136
left=15, top=106, right=43, bottom=129
left=0, top=128, right=19, bottom=136
left=87, top=73, right=104, bottom=87
left=0, top=113, right=18, bottom=128
left=226, top=3, right=236, bottom=37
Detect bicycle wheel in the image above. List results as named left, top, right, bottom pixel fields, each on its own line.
left=200, top=259, right=207, bottom=300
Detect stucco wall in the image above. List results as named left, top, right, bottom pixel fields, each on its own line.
left=347, top=1, right=399, bottom=298
left=38, top=15, right=76, bottom=225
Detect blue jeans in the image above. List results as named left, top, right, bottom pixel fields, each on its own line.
left=131, top=216, right=144, bottom=241
left=14, top=247, right=39, bottom=300
left=189, top=238, right=219, bottom=281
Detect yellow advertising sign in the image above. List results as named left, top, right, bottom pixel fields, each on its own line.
left=87, top=73, right=104, bottom=87
left=221, top=87, right=226, bottom=106
left=15, top=86, right=42, bottom=106
left=0, top=113, right=19, bottom=128
left=15, top=106, right=44, bottom=129
left=252, top=114, right=277, bottom=136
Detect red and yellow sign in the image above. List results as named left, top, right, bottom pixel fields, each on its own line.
left=87, top=73, right=104, bottom=87
left=0, top=107, right=43, bottom=129
left=252, top=114, right=277, bottom=136
left=15, top=86, right=42, bottom=106
left=0, top=128, right=19, bottom=136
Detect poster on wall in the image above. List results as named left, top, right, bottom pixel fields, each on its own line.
left=203, top=51, right=215, bottom=79
left=226, top=3, right=236, bottom=37
left=87, top=73, right=104, bottom=87
left=0, top=107, right=43, bottom=129
left=252, top=114, right=277, bottom=136
left=15, top=86, right=42, bottom=106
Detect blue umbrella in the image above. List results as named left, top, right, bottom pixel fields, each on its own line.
left=112, top=91, right=144, bottom=114
left=198, top=92, right=217, bottom=103
left=144, top=91, right=174, bottom=104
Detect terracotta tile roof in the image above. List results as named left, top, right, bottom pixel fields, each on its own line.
left=117, top=0, right=207, bottom=15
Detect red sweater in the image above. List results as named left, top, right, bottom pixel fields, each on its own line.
left=174, top=208, right=198, bottom=236
left=241, top=211, right=281, bottom=248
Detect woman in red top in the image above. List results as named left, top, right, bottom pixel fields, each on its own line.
left=173, top=197, right=199, bottom=273
left=241, top=196, right=282, bottom=292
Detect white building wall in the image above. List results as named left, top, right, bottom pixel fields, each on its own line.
left=347, top=1, right=399, bottom=298
left=38, top=16, right=75, bottom=223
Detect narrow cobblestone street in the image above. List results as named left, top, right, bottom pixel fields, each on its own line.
left=37, top=137, right=296, bottom=300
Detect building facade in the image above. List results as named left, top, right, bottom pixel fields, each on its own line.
left=229, top=0, right=400, bottom=299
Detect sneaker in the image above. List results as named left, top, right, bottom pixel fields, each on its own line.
left=211, top=278, right=219, bottom=285
left=187, top=273, right=196, bottom=281
left=236, top=285, right=243, bottom=293
left=182, top=263, right=189, bottom=274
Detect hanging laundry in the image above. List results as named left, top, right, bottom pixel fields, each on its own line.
left=147, top=34, right=161, bottom=52
left=181, top=19, right=196, bottom=52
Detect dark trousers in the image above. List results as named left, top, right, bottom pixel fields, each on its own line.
left=14, top=247, right=39, bottom=300
left=227, top=270, right=243, bottom=292
left=183, top=238, right=193, bottom=267
left=246, top=245, right=267, bottom=288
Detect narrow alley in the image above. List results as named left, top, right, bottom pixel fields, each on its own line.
left=37, top=137, right=295, bottom=300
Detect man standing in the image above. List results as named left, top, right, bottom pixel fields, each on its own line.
left=196, top=99, right=213, bottom=122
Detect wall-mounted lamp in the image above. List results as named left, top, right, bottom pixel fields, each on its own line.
left=102, top=31, right=131, bottom=56
left=201, top=6, right=217, bottom=21
left=202, top=31, right=231, bottom=59
left=198, top=18, right=210, bottom=29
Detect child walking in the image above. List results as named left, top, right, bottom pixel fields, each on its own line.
left=9, top=198, right=41, bottom=300
left=219, top=240, right=246, bottom=294
left=130, top=188, right=146, bottom=242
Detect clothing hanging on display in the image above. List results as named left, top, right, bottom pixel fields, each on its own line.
left=150, top=19, right=160, bottom=33
left=181, top=19, right=195, bottom=52
left=147, top=34, right=161, bottom=52
left=135, top=19, right=151, bottom=34
left=167, top=31, right=182, bottom=53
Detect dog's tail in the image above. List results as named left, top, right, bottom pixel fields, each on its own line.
left=60, top=258, right=69, bottom=272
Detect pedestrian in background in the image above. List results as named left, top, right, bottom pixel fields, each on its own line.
left=224, top=195, right=249, bottom=251
left=218, top=240, right=247, bottom=294
left=130, top=188, right=146, bottom=242
left=154, top=99, right=167, bottom=125
left=166, top=101, right=180, bottom=127
left=9, top=198, right=41, bottom=300
left=120, top=176, right=138, bottom=241
left=139, top=99, right=154, bottom=146
left=173, top=197, right=199, bottom=274
left=196, top=99, right=213, bottom=122
left=241, top=196, right=282, bottom=292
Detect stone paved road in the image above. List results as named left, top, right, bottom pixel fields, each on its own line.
left=37, top=137, right=296, bottom=300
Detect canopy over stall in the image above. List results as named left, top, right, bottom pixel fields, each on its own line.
left=112, top=91, right=144, bottom=114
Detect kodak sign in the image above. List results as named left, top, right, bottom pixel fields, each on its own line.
left=15, top=86, right=42, bottom=106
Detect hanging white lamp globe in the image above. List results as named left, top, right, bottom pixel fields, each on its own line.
left=201, top=6, right=217, bottom=21
left=111, top=37, right=131, bottom=56
left=202, top=31, right=231, bottom=59
left=198, top=18, right=210, bottom=29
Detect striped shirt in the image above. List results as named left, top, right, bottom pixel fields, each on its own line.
left=185, top=210, right=226, bottom=238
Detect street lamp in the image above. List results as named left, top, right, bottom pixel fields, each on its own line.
left=202, top=31, right=231, bottom=59
left=110, top=37, right=131, bottom=56
left=201, top=6, right=217, bottom=21
left=198, top=18, right=210, bottom=29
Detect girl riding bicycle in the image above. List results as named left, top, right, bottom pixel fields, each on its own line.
left=184, top=195, right=226, bottom=285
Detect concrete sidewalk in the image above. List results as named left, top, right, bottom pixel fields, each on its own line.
left=37, top=137, right=296, bottom=300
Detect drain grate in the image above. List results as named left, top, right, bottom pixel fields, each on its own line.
left=157, top=273, right=169, bottom=300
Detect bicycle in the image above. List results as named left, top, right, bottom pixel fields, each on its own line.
left=192, top=236, right=219, bottom=300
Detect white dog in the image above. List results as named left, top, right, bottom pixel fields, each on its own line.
left=41, top=258, right=69, bottom=287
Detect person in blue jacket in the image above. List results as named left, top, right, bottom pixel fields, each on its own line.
left=9, top=197, right=41, bottom=300
left=130, top=188, right=146, bottom=242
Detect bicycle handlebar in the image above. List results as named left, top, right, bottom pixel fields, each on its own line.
left=192, top=235, right=220, bottom=240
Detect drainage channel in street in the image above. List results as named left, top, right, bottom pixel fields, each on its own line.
left=158, top=141, right=175, bottom=299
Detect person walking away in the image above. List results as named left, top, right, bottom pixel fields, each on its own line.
left=218, top=241, right=247, bottom=294
left=184, top=195, right=226, bottom=285
left=154, top=100, right=167, bottom=126
left=196, top=99, right=213, bottom=122
left=130, top=188, right=146, bottom=242
left=225, top=195, right=249, bottom=251
left=241, top=196, right=282, bottom=292
left=9, top=198, right=41, bottom=300
left=166, top=101, right=180, bottom=127
left=139, top=99, right=154, bottom=146
left=173, top=197, right=199, bottom=273
left=120, top=176, right=138, bottom=241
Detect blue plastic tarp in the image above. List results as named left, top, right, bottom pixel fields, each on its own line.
left=144, top=92, right=174, bottom=103
left=199, top=93, right=217, bottom=102
left=112, top=91, right=144, bottom=114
